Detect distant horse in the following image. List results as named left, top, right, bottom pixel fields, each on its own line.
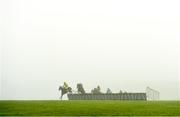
left=58, top=86, right=72, bottom=100
left=77, top=83, right=86, bottom=94
left=91, top=86, right=101, bottom=94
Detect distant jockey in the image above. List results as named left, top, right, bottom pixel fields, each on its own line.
left=97, top=85, right=101, bottom=91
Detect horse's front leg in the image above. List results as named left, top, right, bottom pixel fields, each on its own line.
left=60, top=92, right=63, bottom=100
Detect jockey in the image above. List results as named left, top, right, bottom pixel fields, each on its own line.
left=97, top=85, right=101, bottom=93
left=63, top=82, right=68, bottom=90
left=97, top=85, right=100, bottom=90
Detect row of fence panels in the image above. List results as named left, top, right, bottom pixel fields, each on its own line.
left=68, top=93, right=147, bottom=100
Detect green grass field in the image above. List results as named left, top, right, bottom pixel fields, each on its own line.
left=0, top=100, right=180, bottom=116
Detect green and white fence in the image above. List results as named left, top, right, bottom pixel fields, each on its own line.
left=67, top=93, right=147, bottom=100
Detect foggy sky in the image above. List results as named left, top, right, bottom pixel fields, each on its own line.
left=0, top=0, right=180, bottom=100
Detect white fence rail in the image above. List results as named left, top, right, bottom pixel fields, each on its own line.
left=68, top=93, right=147, bottom=100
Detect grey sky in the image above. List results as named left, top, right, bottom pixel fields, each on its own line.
left=0, top=0, right=180, bottom=100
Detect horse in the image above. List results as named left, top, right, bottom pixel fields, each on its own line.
left=91, top=87, right=101, bottom=94
left=58, top=86, right=72, bottom=100
left=77, top=83, right=86, bottom=94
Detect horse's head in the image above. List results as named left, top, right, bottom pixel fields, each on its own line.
left=59, top=86, right=63, bottom=91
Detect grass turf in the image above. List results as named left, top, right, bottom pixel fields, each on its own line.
left=0, top=100, right=180, bottom=116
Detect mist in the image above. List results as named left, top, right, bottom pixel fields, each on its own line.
left=0, top=0, right=180, bottom=100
